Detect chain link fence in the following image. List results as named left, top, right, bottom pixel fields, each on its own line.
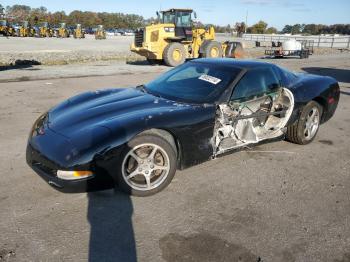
left=242, top=34, right=350, bottom=48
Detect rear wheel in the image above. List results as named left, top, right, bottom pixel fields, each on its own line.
left=201, top=41, right=223, bottom=58
left=286, top=101, right=322, bottom=145
left=163, top=42, right=186, bottom=67
left=117, top=134, right=177, bottom=196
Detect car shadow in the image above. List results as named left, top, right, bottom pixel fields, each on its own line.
left=87, top=189, right=137, bottom=262
left=126, top=60, right=166, bottom=66
left=0, top=60, right=41, bottom=71
left=340, top=91, right=350, bottom=96
left=301, top=67, right=350, bottom=84
left=126, top=60, right=149, bottom=66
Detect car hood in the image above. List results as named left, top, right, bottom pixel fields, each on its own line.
left=48, top=88, right=194, bottom=138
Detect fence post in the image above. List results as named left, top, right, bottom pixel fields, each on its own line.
left=347, top=37, right=350, bottom=48
left=331, top=37, right=335, bottom=48
left=318, top=35, right=321, bottom=47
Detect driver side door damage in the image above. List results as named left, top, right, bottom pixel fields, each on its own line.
left=213, top=66, right=295, bottom=156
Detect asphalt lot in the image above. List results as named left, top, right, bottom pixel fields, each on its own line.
left=0, top=55, right=349, bottom=262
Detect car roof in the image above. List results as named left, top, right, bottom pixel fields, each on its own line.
left=191, top=58, right=275, bottom=70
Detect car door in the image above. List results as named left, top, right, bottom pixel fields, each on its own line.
left=214, top=66, right=286, bottom=155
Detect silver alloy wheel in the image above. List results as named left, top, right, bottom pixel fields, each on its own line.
left=304, top=107, right=320, bottom=141
left=122, top=143, right=171, bottom=191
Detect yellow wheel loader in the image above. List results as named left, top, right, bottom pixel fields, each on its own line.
left=95, top=25, right=106, bottom=40
left=38, top=22, right=54, bottom=37
left=73, top=24, right=85, bottom=39
left=18, top=21, right=35, bottom=37
left=0, top=20, right=15, bottom=36
left=57, top=23, right=70, bottom=38
left=130, top=8, right=244, bottom=67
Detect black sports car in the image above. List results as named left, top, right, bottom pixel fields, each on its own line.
left=26, top=59, right=340, bottom=196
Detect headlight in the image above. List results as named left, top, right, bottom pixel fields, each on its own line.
left=30, top=112, right=48, bottom=137
left=57, top=170, right=93, bottom=180
left=164, top=27, right=175, bottom=33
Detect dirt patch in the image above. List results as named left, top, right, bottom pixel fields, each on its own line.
left=334, top=253, right=350, bottom=262
left=0, top=249, right=16, bottom=261
left=159, top=232, right=260, bottom=262
left=319, top=140, right=334, bottom=145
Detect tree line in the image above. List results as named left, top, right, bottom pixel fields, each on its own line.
left=2, top=4, right=349, bottom=35
left=246, top=21, right=350, bottom=35
left=2, top=5, right=144, bottom=29
left=281, top=23, right=350, bottom=35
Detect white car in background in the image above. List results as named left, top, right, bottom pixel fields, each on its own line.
left=124, top=30, right=134, bottom=36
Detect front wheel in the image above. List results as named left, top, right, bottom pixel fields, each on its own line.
left=163, top=42, right=186, bottom=67
left=286, top=101, right=322, bottom=145
left=117, top=134, right=177, bottom=196
left=201, top=41, right=223, bottom=58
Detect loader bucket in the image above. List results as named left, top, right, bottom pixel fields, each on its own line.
left=224, top=41, right=245, bottom=58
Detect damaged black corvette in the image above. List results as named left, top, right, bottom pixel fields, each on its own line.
left=26, top=59, right=339, bottom=196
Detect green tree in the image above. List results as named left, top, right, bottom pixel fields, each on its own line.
left=247, top=20, right=268, bottom=34
left=48, top=11, right=67, bottom=26
left=302, top=24, right=317, bottom=35
left=266, top=27, right=277, bottom=34
left=6, top=5, right=31, bottom=21
left=281, top=25, right=292, bottom=34
left=28, top=6, right=48, bottom=24
left=291, top=24, right=301, bottom=34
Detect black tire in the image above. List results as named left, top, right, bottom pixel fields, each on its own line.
left=286, top=101, right=323, bottom=145
left=116, top=133, right=177, bottom=196
left=201, top=41, right=223, bottom=58
left=163, top=42, right=186, bottom=67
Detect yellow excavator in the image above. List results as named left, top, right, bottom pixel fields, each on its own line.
left=38, top=22, right=54, bottom=37
left=18, top=21, right=35, bottom=37
left=0, top=20, right=15, bottom=36
left=130, top=8, right=244, bottom=66
left=95, top=25, right=106, bottom=40
left=57, top=23, right=70, bottom=38
left=73, top=24, right=85, bottom=39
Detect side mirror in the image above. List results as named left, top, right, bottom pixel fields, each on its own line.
left=156, top=11, right=160, bottom=20
left=194, top=12, right=197, bottom=19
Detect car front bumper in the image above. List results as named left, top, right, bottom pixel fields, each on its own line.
left=26, top=143, right=114, bottom=193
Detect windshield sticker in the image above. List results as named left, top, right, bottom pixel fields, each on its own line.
left=199, top=74, right=222, bottom=85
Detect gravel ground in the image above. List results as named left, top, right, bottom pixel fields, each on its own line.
left=1, top=34, right=346, bottom=66
left=0, top=35, right=138, bottom=65
left=0, top=54, right=349, bottom=262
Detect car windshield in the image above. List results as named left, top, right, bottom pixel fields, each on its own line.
left=145, top=62, right=240, bottom=104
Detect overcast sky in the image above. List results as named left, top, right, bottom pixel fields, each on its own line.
left=2, top=0, right=350, bottom=29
